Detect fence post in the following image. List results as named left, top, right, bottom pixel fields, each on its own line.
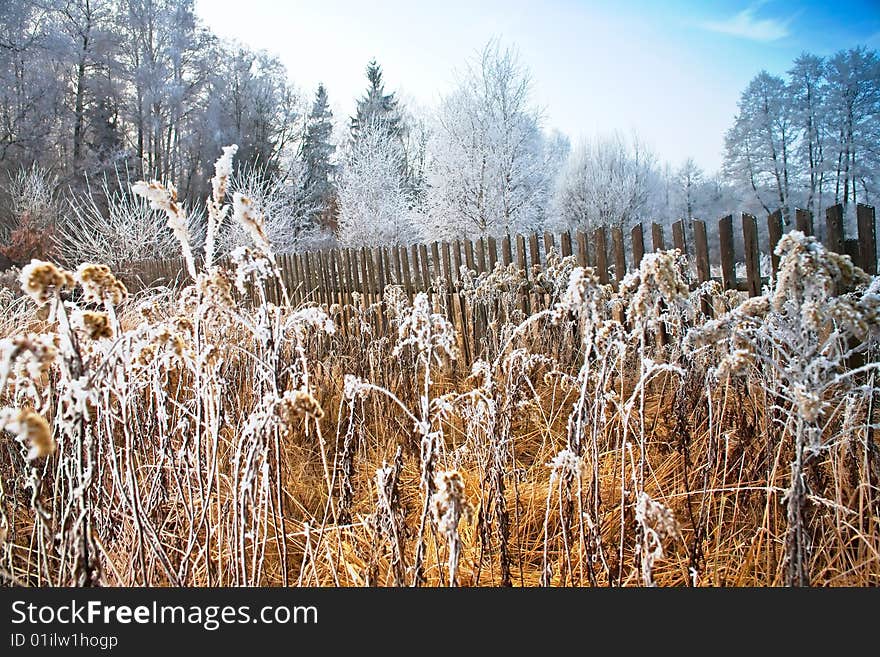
left=795, top=208, right=813, bottom=236
left=611, top=227, right=626, bottom=282
left=452, top=240, right=463, bottom=286
left=651, top=222, right=665, bottom=251
left=502, top=235, right=513, bottom=266
left=575, top=230, right=589, bottom=268
left=400, top=246, right=414, bottom=298
left=516, top=234, right=530, bottom=315
left=742, top=213, right=761, bottom=297
left=767, top=209, right=784, bottom=277
left=409, top=244, right=425, bottom=292
left=543, top=231, right=555, bottom=258
left=672, top=219, right=686, bottom=254
left=419, top=243, right=431, bottom=291
left=475, top=237, right=487, bottom=273
left=825, top=204, right=845, bottom=254
left=560, top=231, right=573, bottom=258
left=464, top=239, right=476, bottom=273
left=631, top=223, right=645, bottom=269
left=487, top=236, right=498, bottom=269
left=529, top=232, right=540, bottom=269
left=693, top=219, right=711, bottom=315
left=857, top=203, right=877, bottom=274
left=718, top=215, right=736, bottom=291
left=594, top=226, right=609, bottom=284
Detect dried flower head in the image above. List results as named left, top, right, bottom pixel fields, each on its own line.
left=72, top=310, right=113, bottom=340
left=131, top=179, right=197, bottom=279
left=232, top=193, right=271, bottom=253
left=75, top=263, right=128, bottom=306
left=431, top=470, right=470, bottom=536
left=277, top=389, right=324, bottom=423
left=0, top=407, right=55, bottom=460
left=19, top=260, right=74, bottom=305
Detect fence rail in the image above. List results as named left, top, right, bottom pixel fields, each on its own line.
left=122, top=203, right=878, bottom=305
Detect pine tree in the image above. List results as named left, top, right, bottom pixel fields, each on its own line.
left=301, top=84, right=336, bottom=219
left=350, top=59, right=401, bottom=142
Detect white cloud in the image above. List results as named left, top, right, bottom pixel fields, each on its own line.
left=701, top=6, right=791, bottom=42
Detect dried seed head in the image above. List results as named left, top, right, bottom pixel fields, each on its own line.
left=211, top=145, right=238, bottom=205
left=72, top=310, right=113, bottom=340
left=277, top=389, right=324, bottom=424
left=75, top=264, right=128, bottom=306
left=0, top=407, right=55, bottom=460
left=430, top=470, right=470, bottom=536
left=232, top=193, right=271, bottom=252
left=19, top=260, right=74, bottom=305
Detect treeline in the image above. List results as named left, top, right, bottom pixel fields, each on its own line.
left=0, top=0, right=878, bottom=269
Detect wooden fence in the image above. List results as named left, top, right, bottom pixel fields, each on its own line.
left=124, top=203, right=878, bottom=301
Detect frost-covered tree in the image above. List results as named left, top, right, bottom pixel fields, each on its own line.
left=336, top=123, right=419, bottom=247
left=824, top=47, right=880, bottom=211
left=427, top=40, right=563, bottom=239
left=300, top=84, right=336, bottom=222
left=724, top=71, right=796, bottom=222
left=350, top=59, right=402, bottom=144
left=676, top=158, right=704, bottom=220
left=554, top=132, right=655, bottom=231
left=788, top=53, right=828, bottom=218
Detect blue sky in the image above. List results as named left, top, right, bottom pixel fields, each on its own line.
left=196, top=0, right=880, bottom=172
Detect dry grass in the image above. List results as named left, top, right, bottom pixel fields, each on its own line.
left=0, top=148, right=877, bottom=588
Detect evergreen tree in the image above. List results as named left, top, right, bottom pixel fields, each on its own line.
left=301, top=84, right=336, bottom=218
left=350, top=59, right=401, bottom=142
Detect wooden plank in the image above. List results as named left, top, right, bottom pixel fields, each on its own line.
left=594, top=226, right=609, bottom=284
left=452, top=240, right=463, bottom=288
left=319, top=250, right=332, bottom=307
left=575, top=230, right=588, bottom=268
left=290, top=254, right=301, bottom=304
left=375, top=246, right=387, bottom=295
left=672, top=220, right=686, bottom=254
left=419, top=243, right=431, bottom=290
left=441, top=241, right=453, bottom=292
left=857, top=203, right=877, bottom=274
left=515, top=234, right=530, bottom=315
left=693, top=219, right=711, bottom=315
left=360, top=247, right=371, bottom=300
left=487, top=236, right=498, bottom=269
left=718, top=215, right=736, bottom=291
left=382, top=246, right=394, bottom=287
left=631, top=223, right=645, bottom=269
left=560, top=230, right=573, bottom=258
left=464, top=239, right=476, bottom=273
left=431, top=242, right=442, bottom=281
left=543, top=231, right=555, bottom=258
left=399, top=246, right=413, bottom=298
left=767, top=209, right=784, bottom=277
left=515, top=234, right=527, bottom=274
left=393, top=245, right=404, bottom=285
left=651, top=222, right=665, bottom=252
left=742, top=213, right=761, bottom=297
left=825, top=204, right=845, bottom=255
left=693, top=220, right=710, bottom=283
left=409, top=245, right=422, bottom=292
left=795, top=208, right=813, bottom=236
left=611, top=227, right=626, bottom=282
left=475, top=237, right=487, bottom=273
left=529, top=232, right=540, bottom=269
left=501, top=235, right=512, bottom=266
left=365, top=247, right=379, bottom=299
left=302, top=252, right=314, bottom=303
left=327, top=250, right=340, bottom=306
left=342, top=248, right=355, bottom=305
